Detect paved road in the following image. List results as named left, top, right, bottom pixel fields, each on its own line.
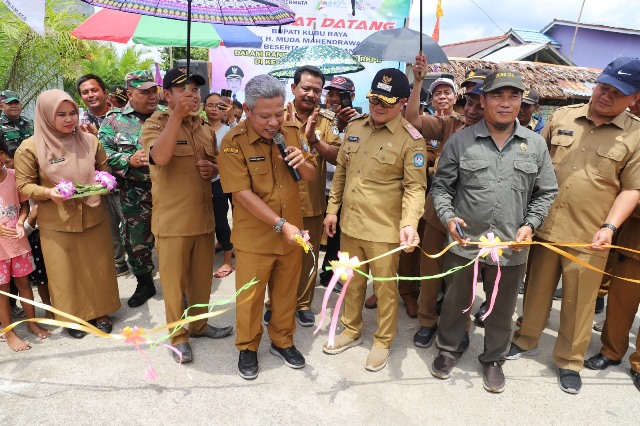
left=1, top=252, right=638, bottom=425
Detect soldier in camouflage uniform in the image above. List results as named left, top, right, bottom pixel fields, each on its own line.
left=0, top=90, right=34, bottom=159
left=98, top=70, right=159, bottom=308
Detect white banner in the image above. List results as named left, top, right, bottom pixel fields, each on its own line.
left=2, top=0, right=46, bottom=36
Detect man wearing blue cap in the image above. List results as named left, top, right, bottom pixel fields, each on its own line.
left=508, top=57, right=640, bottom=394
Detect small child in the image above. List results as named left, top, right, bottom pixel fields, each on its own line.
left=0, top=141, right=50, bottom=351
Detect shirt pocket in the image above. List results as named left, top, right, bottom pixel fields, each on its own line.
left=459, top=159, right=489, bottom=189
left=248, top=162, right=270, bottom=195
left=341, top=142, right=360, bottom=168
left=592, top=145, right=626, bottom=180
left=549, top=135, right=574, bottom=165
left=512, top=160, right=539, bottom=192
left=366, top=149, right=398, bottom=181
left=172, top=143, right=195, bottom=174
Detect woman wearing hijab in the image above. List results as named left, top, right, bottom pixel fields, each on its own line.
left=14, top=89, right=120, bottom=338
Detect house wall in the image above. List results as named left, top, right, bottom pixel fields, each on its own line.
left=546, top=26, right=640, bottom=69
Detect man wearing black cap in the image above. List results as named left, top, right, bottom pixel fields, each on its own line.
left=322, top=68, right=427, bottom=372
left=108, top=86, right=128, bottom=109
left=518, top=88, right=545, bottom=134
left=431, top=69, right=558, bottom=393
left=508, top=57, right=640, bottom=394
left=141, top=66, right=233, bottom=363
left=460, top=68, right=492, bottom=94
left=225, top=65, right=245, bottom=102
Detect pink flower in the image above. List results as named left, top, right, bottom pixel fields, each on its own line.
left=94, top=171, right=117, bottom=190
left=56, top=180, right=76, bottom=199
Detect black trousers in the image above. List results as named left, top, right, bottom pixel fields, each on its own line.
left=212, top=180, right=233, bottom=252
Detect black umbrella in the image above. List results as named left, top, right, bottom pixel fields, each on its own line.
left=352, top=27, right=448, bottom=64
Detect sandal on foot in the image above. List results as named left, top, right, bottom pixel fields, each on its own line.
left=214, top=267, right=235, bottom=278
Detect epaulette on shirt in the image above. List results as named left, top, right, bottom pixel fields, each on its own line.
left=349, top=113, right=368, bottom=122
left=318, top=108, right=335, bottom=121
left=403, top=122, right=424, bottom=141
left=105, top=108, right=122, bottom=117
left=625, top=110, right=640, bottom=122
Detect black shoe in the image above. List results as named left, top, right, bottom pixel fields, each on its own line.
left=332, top=282, right=343, bottom=294
left=558, top=368, right=581, bottom=394
left=173, top=342, right=193, bottom=363
left=631, top=369, right=640, bottom=392
left=319, top=270, right=332, bottom=286
left=553, top=287, right=563, bottom=300
left=238, top=349, right=258, bottom=380
left=190, top=324, right=233, bottom=339
left=127, top=273, right=156, bottom=308
left=90, top=319, right=113, bottom=334
left=413, top=325, right=438, bottom=348
left=595, top=297, right=605, bottom=314
left=518, top=281, right=525, bottom=295
left=297, top=310, right=315, bottom=327
left=483, top=362, right=505, bottom=393
left=262, top=309, right=272, bottom=326
left=67, top=328, right=87, bottom=339
left=505, top=342, right=539, bottom=360
left=474, top=302, right=487, bottom=328
left=584, top=353, right=621, bottom=370
left=116, top=264, right=130, bottom=277
left=269, top=344, right=305, bottom=369
left=430, top=354, right=456, bottom=379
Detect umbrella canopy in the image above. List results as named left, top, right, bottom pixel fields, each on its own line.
left=71, top=8, right=263, bottom=48
left=269, top=45, right=364, bottom=78
left=352, top=28, right=449, bottom=64
left=80, top=0, right=296, bottom=26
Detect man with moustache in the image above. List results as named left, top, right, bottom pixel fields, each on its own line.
left=518, top=89, right=545, bottom=133
left=508, top=57, right=640, bottom=394
left=430, top=69, right=558, bottom=393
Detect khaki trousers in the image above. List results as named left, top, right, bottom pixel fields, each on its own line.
left=340, top=234, right=399, bottom=349
left=418, top=221, right=447, bottom=327
left=436, top=252, right=525, bottom=364
left=600, top=254, right=640, bottom=373
left=297, top=214, right=323, bottom=311
left=513, top=242, right=608, bottom=371
left=156, top=233, right=214, bottom=345
left=398, top=218, right=425, bottom=302
left=235, top=248, right=301, bottom=351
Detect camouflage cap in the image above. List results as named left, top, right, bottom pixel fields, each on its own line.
left=0, top=90, right=20, bottom=103
left=125, top=70, right=157, bottom=90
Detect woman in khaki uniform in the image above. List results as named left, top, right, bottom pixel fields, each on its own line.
left=15, top=90, right=120, bottom=339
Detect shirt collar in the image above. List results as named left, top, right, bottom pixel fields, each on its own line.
left=580, top=101, right=628, bottom=130
left=245, top=120, right=269, bottom=145
left=364, top=112, right=403, bottom=133
left=474, top=118, right=526, bottom=142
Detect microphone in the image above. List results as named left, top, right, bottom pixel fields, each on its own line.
left=274, top=133, right=301, bottom=182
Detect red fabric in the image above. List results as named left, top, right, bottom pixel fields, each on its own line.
left=71, top=9, right=140, bottom=43
left=432, top=18, right=440, bottom=43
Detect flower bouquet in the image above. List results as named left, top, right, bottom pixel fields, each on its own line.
left=56, top=171, right=118, bottom=199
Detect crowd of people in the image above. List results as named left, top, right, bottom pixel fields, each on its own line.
left=0, top=54, right=639, bottom=395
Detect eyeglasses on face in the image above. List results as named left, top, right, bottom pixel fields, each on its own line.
left=368, top=96, right=396, bottom=109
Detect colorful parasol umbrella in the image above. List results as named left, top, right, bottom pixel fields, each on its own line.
left=352, top=27, right=449, bottom=64
left=268, top=45, right=365, bottom=78
left=81, top=0, right=296, bottom=80
left=71, top=8, right=263, bottom=48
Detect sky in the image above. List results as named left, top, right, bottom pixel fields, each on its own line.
left=408, top=0, right=640, bottom=45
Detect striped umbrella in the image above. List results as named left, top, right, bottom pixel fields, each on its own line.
left=71, top=8, right=263, bottom=48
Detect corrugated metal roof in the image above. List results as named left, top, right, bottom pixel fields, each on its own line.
left=442, top=35, right=508, bottom=58
left=557, top=81, right=595, bottom=97
left=511, top=28, right=560, bottom=45
left=482, top=43, right=547, bottom=61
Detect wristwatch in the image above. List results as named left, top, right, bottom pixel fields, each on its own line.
left=273, top=218, right=287, bottom=233
left=600, top=223, right=618, bottom=233
left=520, top=222, right=535, bottom=233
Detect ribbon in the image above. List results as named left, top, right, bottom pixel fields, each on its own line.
left=464, top=233, right=510, bottom=320
left=313, top=251, right=359, bottom=347
left=295, top=231, right=316, bottom=277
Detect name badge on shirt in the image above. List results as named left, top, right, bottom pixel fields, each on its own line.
left=249, top=156, right=265, bottom=162
left=49, top=157, right=65, bottom=164
left=557, top=129, right=574, bottom=136
left=347, top=136, right=360, bottom=142
left=177, top=140, right=188, bottom=145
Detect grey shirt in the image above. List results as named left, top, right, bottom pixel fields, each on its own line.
left=432, top=119, right=558, bottom=265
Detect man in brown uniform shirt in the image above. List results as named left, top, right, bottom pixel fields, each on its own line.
left=141, top=67, right=233, bottom=363
left=264, top=66, right=341, bottom=327
left=218, top=74, right=317, bottom=380
left=323, top=68, right=427, bottom=372
left=508, top=57, right=640, bottom=394
left=584, top=205, right=640, bottom=392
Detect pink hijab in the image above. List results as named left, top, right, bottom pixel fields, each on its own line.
left=33, top=89, right=100, bottom=207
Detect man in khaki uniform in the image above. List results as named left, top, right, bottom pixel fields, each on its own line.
left=218, top=74, right=317, bottom=380
left=508, top=57, right=640, bottom=394
left=264, top=66, right=341, bottom=327
left=584, top=205, right=640, bottom=392
left=141, top=67, right=233, bottom=363
left=323, top=68, right=427, bottom=372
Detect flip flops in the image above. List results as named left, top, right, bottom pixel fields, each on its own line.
left=214, top=267, right=235, bottom=279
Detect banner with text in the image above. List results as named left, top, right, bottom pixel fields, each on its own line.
left=209, top=0, right=412, bottom=110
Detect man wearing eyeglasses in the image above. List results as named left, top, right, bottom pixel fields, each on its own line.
left=322, top=68, right=427, bottom=372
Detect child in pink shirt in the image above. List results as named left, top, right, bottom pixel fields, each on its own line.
left=0, top=141, right=50, bottom=351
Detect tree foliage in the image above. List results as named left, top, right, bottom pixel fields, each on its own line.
left=159, top=47, right=209, bottom=70
left=80, top=44, right=155, bottom=90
